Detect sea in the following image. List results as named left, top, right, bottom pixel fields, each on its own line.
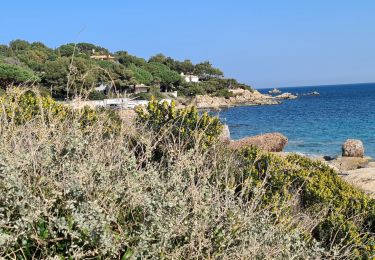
left=217, top=83, right=375, bottom=157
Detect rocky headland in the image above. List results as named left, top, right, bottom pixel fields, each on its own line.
left=190, top=89, right=280, bottom=109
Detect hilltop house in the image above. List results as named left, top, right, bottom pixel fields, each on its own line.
left=181, top=72, right=199, bottom=83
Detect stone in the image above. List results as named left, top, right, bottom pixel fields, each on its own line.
left=342, top=139, right=364, bottom=157
left=326, top=156, right=371, bottom=172
left=268, top=88, right=282, bottom=95
left=219, top=124, right=231, bottom=142
left=275, top=92, right=298, bottom=99
left=229, top=132, right=288, bottom=152
left=193, top=89, right=279, bottom=109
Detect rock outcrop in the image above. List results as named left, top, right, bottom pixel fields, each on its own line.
left=275, top=92, right=298, bottom=99
left=194, top=89, right=279, bottom=109
left=268, top=88, right=282, bottom=95
left=229, top=132, right=288, bottom=152
left=325, top=156, right=371, bottom=172
left=342, top=139, right=364, bottom=157
left=307, top=91, right=320, bottom=96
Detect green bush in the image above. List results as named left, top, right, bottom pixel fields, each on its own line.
left=88, top=90, right=106, bottom=100
left=128, top=64, right=153, bottom=85
left=135, top=98, right=223, bottom=150
left=0, top=89, right=372, bottom=259
left=238, top=148, right=375, bottom=258
left=0, top=89, right=332, bottom=258
left=0, top=62, right=40, bottom=86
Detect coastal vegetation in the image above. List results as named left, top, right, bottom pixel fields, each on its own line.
left=0, top=39, right=251, bottom=100
left=0, top=89, right=374, bottom=258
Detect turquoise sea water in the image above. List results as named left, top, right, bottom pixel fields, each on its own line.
left=218, top=83, right=375, bottom=157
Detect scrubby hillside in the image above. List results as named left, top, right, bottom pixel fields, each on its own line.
left=0, top=89, right=373, bottom=259
left=0, top=40, right=251, bottom=100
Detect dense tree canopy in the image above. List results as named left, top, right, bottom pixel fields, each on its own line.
left=145, top=62, right=181, bottom=91
left=0, top=39, right=252, bottom=99
left=0, top=62, right=39, bottom=86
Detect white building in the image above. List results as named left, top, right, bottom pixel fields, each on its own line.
left=181, top=72, right=199, bottom=83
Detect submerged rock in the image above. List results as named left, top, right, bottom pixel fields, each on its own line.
left=342, top=139, right=365, bottom=157
left=229, top=132, right=288, bottom=152
left=275, top=92, right=298, bottom=99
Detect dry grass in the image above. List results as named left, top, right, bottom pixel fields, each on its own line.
left=0, top=90, right=351, bottom=259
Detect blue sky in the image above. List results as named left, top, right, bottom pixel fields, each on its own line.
left=1, top=0, right=375, bottom=88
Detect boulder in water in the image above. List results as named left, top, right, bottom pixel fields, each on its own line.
left=229, top=132, right=288, bottom=152
left=268, top=88, right=282, bottom=95
left=342, top=139, right=364, bottom=157
left=275, top=92, right=298, bottom=99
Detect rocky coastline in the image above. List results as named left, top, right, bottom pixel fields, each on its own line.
left=188, top=89, right=280, bottom=110
left=223, top=126, right=375, bottom=198
left=182, top=87, right=319, bottom=110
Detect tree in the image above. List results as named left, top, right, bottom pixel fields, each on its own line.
left=109, top=63, right=134, bottom=92
left=76, top=42, right=109, bottom=56
left=56, top=44, right=76, bottom=57
left=145, top=62, right=181, bottom=92
left=129, top=64, right=153, bottom=85
left=116, top=51, right=147, bottom=67
left=178, top=59, right=194, bottom=74
left=194, top=61, right=223, bottom=78
left=41, top=58, right=70, bottom=97
left=148, top=53, right=167, bottom=64
left=0, top=62, right=39, bottom=86
left=9, top=39, right=30, bottom=51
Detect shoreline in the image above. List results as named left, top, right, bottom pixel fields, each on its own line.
left=181, top=88, right=282, bottom=110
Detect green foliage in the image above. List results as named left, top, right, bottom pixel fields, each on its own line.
left=116, top=51, right=147, bottom=67
left=56, top=42, right=109, bottom=58
left=145, top=62, right=181, bottom=91
left=41, top=57, right=70, bottom=97
left=0, top=89, right=370, bottom=258
left=177, top=78, right=246, bottom=97
left=128, top=64, right=153, bottom=85
left=1, top=39, right=248, bottom=99
left=0, top=88, right=68, bottom=124
left=194, top=61, right=224, bottom=77
left=136, top=98, right=223, bottom=149
left=0, top=62, right=39, bottom=86
left=0, top=91, right=329, bottom=258
left=148, top=54, right=221, bottom=76
left=56, top=43, right=76, bottom=57
left=133, top=86, right=165, bottom=101
left=88, top=90, right=107, bottom=100
left=9, top=39, right=30, bottom=51
left=238, top=148, right=375, bottom=258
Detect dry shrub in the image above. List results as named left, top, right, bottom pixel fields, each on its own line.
left=0, top=89, right=346, bottom=259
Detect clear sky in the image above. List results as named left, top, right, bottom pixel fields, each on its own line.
left=1, top=0, right=375, bottom=88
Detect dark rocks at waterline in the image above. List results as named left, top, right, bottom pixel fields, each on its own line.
left=229, top=132, right=288, bottom=152
left=342, top=139, right=365, bottom=158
